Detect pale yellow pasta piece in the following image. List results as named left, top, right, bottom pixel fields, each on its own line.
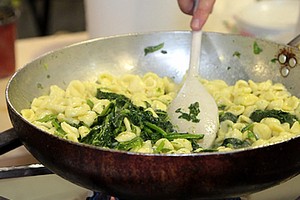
left=145, top=108, right=159, bottom=118
left=226, top=129, right=243, bottom=141
left=31, top=96, right=49, bottom=112
left=162, top=77, right=178, bottom=94
left=49, top=85, right=65, bottom=97
left=123, top=117, right=131, bottom=132
left=33, top=109, right=53, bottom=121
left=203, top=79, right=229, bottom=96
left=291, top=121, right=300, bottom=135
left=155, top=138, right=174, bottom=151
left=65, top=80, right=87, bottom=98
left=243, top=105, right=258, bottom=117
left=131, top=124, right=141, bottom=136
left=260, top=90, right=276, bottom=101
left=92, top=99, right=111, bottom=114
left=78, top=126, right=90, bottom=138
left=257, top=80, right=272, bottom=91
left=267, top=99, right=283, bottom=110
left=115, top=131, right=136, bottom=142
left=33, top=121, right=53, bottom=129
left=143, top=73, right=164, bottom=98
left=219, top=120, right=234, bottom=134
left=252, top=139, right=269, bottom=147
left=124, top=74, right=145, bottom=94
left=152, top=100, right=167, bottom=111
left=130, top=93, right=150, bottom=108
left=248, top=80, right=258, bottom=93
left=282, top=96, right=300, bottom=111
left=237, top=115, right=252, bottom=124
left=133, top=140, right=153, bottom=153
left=171, top=139, right=193, bottom=151
left=32, top=121, right=55, bottom=134
left=157, top=94, right=173, bottom=105
left=78, top=111, right=97, bottom=127
left=61, top=122, right=79, bottom=140
left=97, top=73, right=117, bottom=87
left=216, top=146, right=233, bottom=152
left=234, top=94, right=259, bottom=106
left=64, top=133, right=79, bottom=142
left=253, top=122, right=272, bottom=140
left=57, top=113, right=80, bottom=125
left=233, top=80, right=252, bottom=96
left=215, top=94, right=233, bottom=108
left=65, top=104, right=90, bottom=118
left=227, top=105, right=245, bottom=116
left=255, top=99, right=269, bottom=110
left=21, top=109, right=36, bottom=122
left=268, top=132, right=294, bottom=144
left=174, top=148, right=191, bottom=154
left=232, top=122, right=246, bottom=131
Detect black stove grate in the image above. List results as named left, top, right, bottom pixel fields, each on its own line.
left=86, top=192, right=243, bottom=200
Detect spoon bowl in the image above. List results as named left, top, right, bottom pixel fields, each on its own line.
left=167, top=31, right=219, bottom=149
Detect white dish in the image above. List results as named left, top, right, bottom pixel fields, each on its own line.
left=234, top=0, right=300, bottom=43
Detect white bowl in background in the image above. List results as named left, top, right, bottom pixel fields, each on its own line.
left=234, top=0, right=300, bottom=43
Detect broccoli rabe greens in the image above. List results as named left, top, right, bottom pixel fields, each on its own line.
left=22, top=74, right=300, bottom=154
left=80, top=90, right=203, bottom=152
left=218, top=109, right=298, bottom=149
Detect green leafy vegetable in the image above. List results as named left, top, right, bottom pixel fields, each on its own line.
left=144, top=43, right=164, bottom=56
left=233, top=51, right=241, bottom=58
left=79, top=90, right=202, bottom=151
left=249, top=109, right=298, bottom=126
left=219, top=112, right=238, bottom=123
left=175, top=102, right=201, bottom=123
left=222, top=138, right=251, bottom=149
left=253, top=41, right=263, bottom=55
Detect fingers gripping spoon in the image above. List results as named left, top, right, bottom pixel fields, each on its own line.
left=167, top=2, right=219, bottom=149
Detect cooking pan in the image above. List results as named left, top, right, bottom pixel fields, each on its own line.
left=1, top=31, right=300, bottom=199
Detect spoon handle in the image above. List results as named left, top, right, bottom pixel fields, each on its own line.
left=188, top=0, right=202, bottom=77
left=188, top=30, right=202, bottom=77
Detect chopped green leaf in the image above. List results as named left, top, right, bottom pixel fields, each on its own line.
left=175, top=102, right=201, bottom=123
left=144, top=43, right=164, bottom=56
left=253, top=41, right=263, bottom=55
left=249, top=109, right=298, bottom=126
left=271, top=58, right=278, bottom=63
left=219, top=112, right=238, bottom=123
left=222, top=138, right=251, bottom=149
left=233, top=51, right=241, bottom=58
left=37, top=83, right=43, bottom=89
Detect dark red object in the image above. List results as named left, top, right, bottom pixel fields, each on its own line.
left=0, top=6, right=17, bottom=78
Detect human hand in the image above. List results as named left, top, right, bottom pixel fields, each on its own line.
left=177, top=0, right=216, bottom=31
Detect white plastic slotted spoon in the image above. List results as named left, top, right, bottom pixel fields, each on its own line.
left=168, top=5, right=219, bottom=149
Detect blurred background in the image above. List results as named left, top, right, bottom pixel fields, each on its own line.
left=15, top=0, right=85, bottom=38
left=13, top=0, right=300, bottom=44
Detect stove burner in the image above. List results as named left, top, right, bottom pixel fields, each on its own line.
left=86, top=192, right=243, bottom=200
left=86, top=192, right=118, bottom=200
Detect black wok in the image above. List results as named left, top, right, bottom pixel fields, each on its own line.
left=2, top=31, right=300, bottom=199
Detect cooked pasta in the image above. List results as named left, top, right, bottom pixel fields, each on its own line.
left=21, top=72, right=300, bottom=154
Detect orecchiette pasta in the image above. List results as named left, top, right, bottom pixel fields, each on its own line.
left=21, top=71, right=300, bottom=154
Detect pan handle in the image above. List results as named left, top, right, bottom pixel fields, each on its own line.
left=0, top=128, right=22, bottom=155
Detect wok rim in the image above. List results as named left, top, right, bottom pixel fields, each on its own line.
left=5, top=30, right=300, bottom=158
